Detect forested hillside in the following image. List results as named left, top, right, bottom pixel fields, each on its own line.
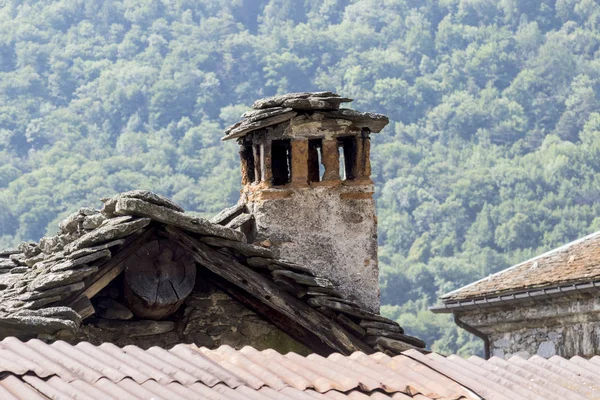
left=2, top=0, right=600, bottom=354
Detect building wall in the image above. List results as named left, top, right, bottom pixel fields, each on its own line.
left=457, top=293, right=600, bottom=359
left=487, top=321, right=600, bottom=359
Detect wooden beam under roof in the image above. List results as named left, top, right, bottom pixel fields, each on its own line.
left=66, top=227, right=157, bottom=312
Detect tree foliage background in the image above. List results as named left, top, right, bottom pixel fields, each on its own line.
left=2, top=0, right=600, bottom=354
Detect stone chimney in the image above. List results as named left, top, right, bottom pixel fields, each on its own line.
left=222, top=92, right=389, bottom=312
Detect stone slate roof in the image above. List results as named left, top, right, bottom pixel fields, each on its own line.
left=439, top=230, right=600, bottom=304
left=3, top=337, right=600, bottom=400
left=0, top=191, right=424, bottom=355
left=221, top=91, right=389, bottom=141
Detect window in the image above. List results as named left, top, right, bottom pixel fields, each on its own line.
left=308, top=139, right=324, bottom=182
left=338, top=136, right=357, bottom=180
left=271, top=139, right=292, bottom=186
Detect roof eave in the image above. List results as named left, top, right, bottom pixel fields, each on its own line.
left=430, top=280, right=600, bottom=314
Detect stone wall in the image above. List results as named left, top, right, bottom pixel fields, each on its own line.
left=52, top=276, right=311, bottom=354
left=246, top=183, right=379, bottom=313
left=457, top=292, right=600, bottom=359
left=487, top=322, right=600, bottom=359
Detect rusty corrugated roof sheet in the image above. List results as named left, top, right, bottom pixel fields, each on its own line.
left=0, top=338, right=599, bottom=399
left=440, top=230, right=600, bottom=302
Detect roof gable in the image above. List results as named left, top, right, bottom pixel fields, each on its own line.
left=0, top=191, right=424, bottom=356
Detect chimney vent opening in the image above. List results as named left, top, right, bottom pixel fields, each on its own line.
left=338, top=136, right=357, bottom=181
left=308, top=139, right=324, bottom=182
left=240, top=144, right=256, bottom=184
left=271, top=139, right=292, bottom=186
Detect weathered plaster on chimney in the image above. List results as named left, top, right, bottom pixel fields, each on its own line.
left=238, top=113, right=382, bottom=312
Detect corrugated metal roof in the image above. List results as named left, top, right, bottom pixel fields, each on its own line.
left=402, top=349, right=600, bottom=400
left=0, top=338, right=599, bottom=399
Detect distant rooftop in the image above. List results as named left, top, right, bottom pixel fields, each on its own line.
left=437, top=230, right=600, bottom=308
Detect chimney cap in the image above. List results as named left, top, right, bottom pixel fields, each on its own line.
left=221, top=91, right=389, bottom=141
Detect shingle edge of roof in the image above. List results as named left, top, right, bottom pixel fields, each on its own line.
left=431, top=280, right=600, bottom=313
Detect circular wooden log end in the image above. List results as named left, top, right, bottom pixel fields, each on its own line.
left=124, top=238, right=196, bottom=320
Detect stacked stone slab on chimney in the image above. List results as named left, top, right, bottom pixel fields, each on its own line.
left=223, top=92, right=389, bottom=313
